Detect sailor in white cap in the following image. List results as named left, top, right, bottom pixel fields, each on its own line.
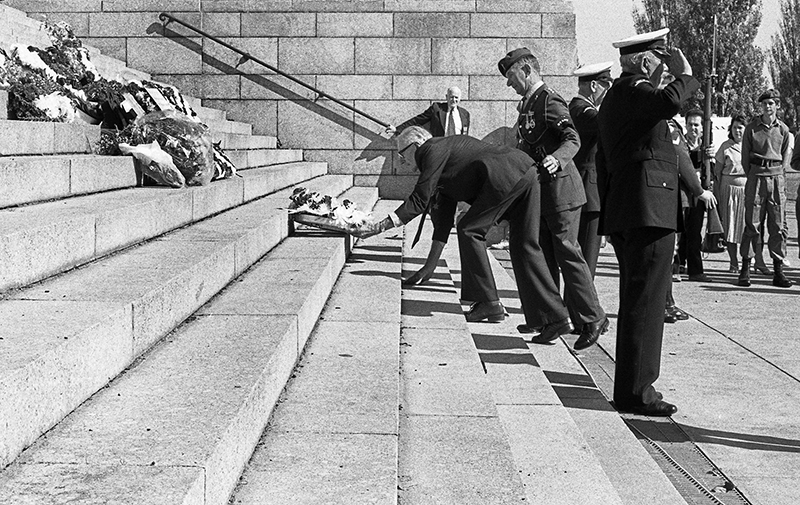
left=595, top=28, right=703, bottom=417
left=568, top=61, right=613, bottom=279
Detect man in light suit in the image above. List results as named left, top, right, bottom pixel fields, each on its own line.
left=385, top=86, right=470, bottom=137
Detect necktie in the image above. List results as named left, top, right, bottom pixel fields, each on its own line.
left=446, top=110, right=456, bottom=136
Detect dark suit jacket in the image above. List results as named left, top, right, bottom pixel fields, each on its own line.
left=396, top=102, right=470, bottom=137
left=569, top=95, right=601, bottom=214
left=516, top=85, right=585, bottom=216
left=596, top=72, right=701, bottom=235
left=393, top=135, right=532, bottom=242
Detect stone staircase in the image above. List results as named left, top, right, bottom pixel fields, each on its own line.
left=0, top=3, right=698, bottom=504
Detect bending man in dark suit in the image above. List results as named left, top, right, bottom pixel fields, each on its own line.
left=354, top=126, right=569, bottom=330
left=385, top=86, right=470, bottom=137
left=499, top=47, right=607, bottom=351
left=596, top=29, right=703, bottom=416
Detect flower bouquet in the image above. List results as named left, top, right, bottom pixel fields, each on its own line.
left=288, top=187, right=371, bottom=233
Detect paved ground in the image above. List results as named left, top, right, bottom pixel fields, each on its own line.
left=492, top=207, right=800, bottom=505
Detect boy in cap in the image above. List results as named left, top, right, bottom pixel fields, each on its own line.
left=738, top=88, right=793, bottom=288
left=596, top=28, right=703, bottom=416
left=498, top=47, right=608, bottom=351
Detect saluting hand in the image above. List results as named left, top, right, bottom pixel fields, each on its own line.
left=667, top=47, right=692, bottom=77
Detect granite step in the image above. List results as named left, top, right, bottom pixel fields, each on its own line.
left=213, top=132, right=278, bottom=151
left=473, top=243, right=688, bottom=504
left=228, top=199, right=402, bottom=504
left=226, top=148, right=304, bottom=171
left=0, top=161, right=327, bottom=293
left=0, top=175, right=359, bottom=473
left=0, top=186, right=379, bottom=504
left=202, top=117, right=252, bottom=136
left=0, top=154, right=136, bottom=209
left=0, top=120, right=99, bottom=156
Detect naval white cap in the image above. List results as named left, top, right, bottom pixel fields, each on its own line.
left=572, top=61, right=614, bottom=82
left=612, top=28, right=670, bottom=58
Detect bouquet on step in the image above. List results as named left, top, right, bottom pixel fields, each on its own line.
left=288, top=187, right=371, bottom=232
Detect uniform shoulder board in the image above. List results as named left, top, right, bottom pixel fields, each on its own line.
left=633, top=78, right=649, bottom=87
left=583, top=105, right=595, bottom=113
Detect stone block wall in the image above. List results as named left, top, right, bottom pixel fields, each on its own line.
left=7, top=0, right=577, bottom=198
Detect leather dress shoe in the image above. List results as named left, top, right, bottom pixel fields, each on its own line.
left=465, top=301, right=505, bottom=323
left=516, top=324, right=541, bottom=335
left=574, top=316, right=609, bottom=350
left=617, top=399, right=678, bottom=417
left=687, top=273, right=712, bottom=282
left=529, top=318, right=571, bottom=344
left=666, top=305, right=689, bottom=321
left=664, top=308, right=677, bottom=323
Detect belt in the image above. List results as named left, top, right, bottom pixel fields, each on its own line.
left=750, top=159, right=782, bottom=167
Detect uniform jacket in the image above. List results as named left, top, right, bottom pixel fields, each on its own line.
left=393, top=135, right=533, bottom=242
left=516, top=84, right=585, bottom=216
left=596, top=71, right=701, bottom=234
left=569, top=95, right=601, bottom=213
left=396, top=102, right=470, bottom=137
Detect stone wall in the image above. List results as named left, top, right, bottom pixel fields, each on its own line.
left=7, top=0, right=578, bottom=198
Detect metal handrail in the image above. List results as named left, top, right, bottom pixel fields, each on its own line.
left=158, top=12, right=389, bottom=128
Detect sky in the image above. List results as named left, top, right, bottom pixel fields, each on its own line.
left=574, top=0, right=782, bottom=72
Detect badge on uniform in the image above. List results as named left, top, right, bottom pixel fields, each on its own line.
left=522, top=112, right=536, bottom=130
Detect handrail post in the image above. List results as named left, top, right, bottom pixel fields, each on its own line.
left=157, top=12, right=390, bottom=129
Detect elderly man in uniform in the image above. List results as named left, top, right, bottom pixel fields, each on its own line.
left=353, top=127, right=570, bottom=332
left=385, top=86, right=470, bottom=137
left=737, top=88, right=793, bottom=288
left=499, top=47, right=607, bottom=351
left=596, top=28, right=702, bottom=416
left=569, top=61, right=613, bottom=280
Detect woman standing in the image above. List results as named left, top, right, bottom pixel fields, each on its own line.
left=714, top=115, right=750, bottom=272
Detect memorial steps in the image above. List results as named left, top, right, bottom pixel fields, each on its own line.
left=0, top=3, right=691, bottom=503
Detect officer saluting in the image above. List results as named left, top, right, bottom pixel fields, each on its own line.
left=499, top=48, right=608, bottom=351
left=569, top=61, right=614, bottom=280
left=596, top=29, right=700, bottom=416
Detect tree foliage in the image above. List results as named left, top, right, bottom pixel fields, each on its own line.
left=770, top=0, right=800, bottom=129
left=633, top=0, right=766, bottom=118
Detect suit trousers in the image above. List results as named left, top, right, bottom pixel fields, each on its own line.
left=740, top=173, right=788, bottom=262
left=678, top=201, right=705, bottom=275
left=541, top=206, right=604, bottom=325
left=611, top=227, right=674, bottom=408
left=577, top=210, right=601, bottom=278
left=459, top=169, right=568, bottom=326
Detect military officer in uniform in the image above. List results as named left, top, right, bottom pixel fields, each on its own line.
left=569, top=61, right=614, bottom=279
left=499, top=48, right=608, bottom=351
left=353, top=126, right=570, bottom=330
left=596, top=28, right=701, bottom=416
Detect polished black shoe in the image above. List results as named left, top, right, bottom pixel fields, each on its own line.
left=687, top=273, right=712, bottom=282
left=664, top=308, right=677, bottom=324
left=529, top=318, right=571, bottom=344
left=668, top=306, right=689, bottom=320
left=465, top=301, right=505, bottom=323
left=618, top=399, right=678, bottom=417
left=574, top=316, right=609, bottom=350
left=516, top=324, right=541, bottom=334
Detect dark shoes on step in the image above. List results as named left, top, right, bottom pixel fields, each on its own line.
left=616, top=399, right=678, bottom=417
left=574, top=316, right=610, bottom=351
left=664, top=305, right=689, bottom=323
left=465, top=301, right=505, bottom=323
left=528, top=318, right=571, bottom=344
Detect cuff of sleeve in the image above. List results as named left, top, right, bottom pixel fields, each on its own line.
left=388, top=212, right=404, bottom=227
